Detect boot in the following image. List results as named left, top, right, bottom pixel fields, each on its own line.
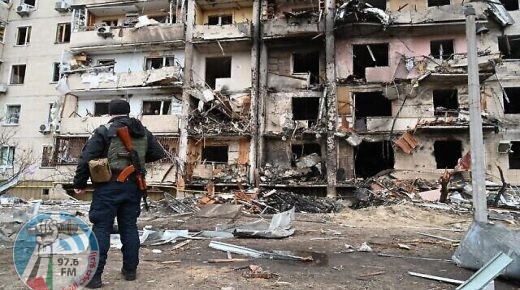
left=85, top=274, right=102, bottom=288
left=121, top=268, right=136, bottom=281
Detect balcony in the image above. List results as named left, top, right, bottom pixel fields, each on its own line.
left=66, top=66, right=182, bottom=96
left=60, top=114, right=180, bottom=135
left=69, top=24, right=185, bottom=52
left=336, top=2, right=489, bottom=36
left=193, top=22, right=252, bottom=42
left=263, top=17, right=324, bottom=39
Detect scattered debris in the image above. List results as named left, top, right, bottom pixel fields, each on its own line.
left=231, top=208, right=295, bottom=239
left=453, top=222, right=520, bottom=280
left=209, top=241, right=313, bottom=262
left=418, top=232, right=459, bottom=243
left=408, top=271, right=464, bottom=285
left=358, top=271, right=386, bottom=279
left=357, top=242, right=373, bottom=252
left=241, top=265, right=278, bottom=279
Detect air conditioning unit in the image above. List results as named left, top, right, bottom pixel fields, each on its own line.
left=96, top=25, right=113, bottom=37
left=16, top=4, right=32, bottom=16
left=39, top=124, right=51, bottom=134
left=55, top=1, right=70, bottom=13
left=0, top=84, right=7, bottom=93
left=498, top=141, right=512, bottom=154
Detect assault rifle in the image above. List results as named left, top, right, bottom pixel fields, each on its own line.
left=116, top=126, right=149, bottom=211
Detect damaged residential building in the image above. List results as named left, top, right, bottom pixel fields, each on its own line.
left=1, top=0, right=520, bottom=199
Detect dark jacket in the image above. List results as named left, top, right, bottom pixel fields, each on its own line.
left=73, top=116, right=166, bottom=189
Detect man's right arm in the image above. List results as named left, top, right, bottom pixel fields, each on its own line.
left=73, top=128, right=107, bottom=189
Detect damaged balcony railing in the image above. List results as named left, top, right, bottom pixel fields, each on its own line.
left=65, top=64, right=183, bottom=93
left=262, top=12, right=325, bottom=39
left=193, top=22, right=253, bottom=41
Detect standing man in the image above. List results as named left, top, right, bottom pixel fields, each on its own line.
left=73, top=99, right=165, bottom=288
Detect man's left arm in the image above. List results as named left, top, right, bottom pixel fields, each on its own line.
left=145, top=130, right=166, bottom=163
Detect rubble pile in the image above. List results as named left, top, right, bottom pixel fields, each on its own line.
left=260, top=190, right=338, bottom=214
left=188, top=89, right=251, bottom=136
left=260, top=160, right=324, bottom=185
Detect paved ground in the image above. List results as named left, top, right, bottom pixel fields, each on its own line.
left=1, top=203, right=519, bottom=290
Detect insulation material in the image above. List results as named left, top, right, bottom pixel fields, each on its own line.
left=394, top=131, right=419, bottom=154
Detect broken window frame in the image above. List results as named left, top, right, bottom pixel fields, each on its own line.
left=509, top=141, right=520, bottom=169
left=142, top=100, right=172, bottom=115
left=0, top=146, right=15, bottom=167
left=10, top=64, right=26, bottom=85
left=94, top=102, right=110, bottom=116
left=352, top=43, right=390, bottom=79
left=353, top=92, right=392, bottom=119
left=355, top=141, right=394, bottom=178
left=16, top=26, right=31, bottom=46
left=53, top=137, right=88, bottom=165
left=207, top=14, right=233, bottom=25
left=22, top=0, right=36, bottom=7
left=145, top=56, right=176, bottom=70
left=292, top=97, right=320, bottom=125
left=291, top=143, right=321, bottom=166
left=433, top=140, right=462, bottom=169
left=201, top=145, right=229, bottom=163
left=292, top=51, right=321, bottom=84
left=427, top=0, right=450, bottom=7
left=503, top=87, right=520, bottom=114
left=51, top=62, right=61, bottom=83
left=0, top=21, right=6, bottom=43
left=101, top=19, right=119, bottom=27
left=498, top=35, right=520, bottom=59
left=55, top=23, right=71, bottom=44
left=5, top=104, right=21, bottom=125
left=433, top=89, right=459, bottom=116
left=430, top=39, right=454, bottom=60
left=205, top=57, right=232, bottom=89
left=500, top=0, right=519, bottom=11
left=41, top=145, right=54, bottom=168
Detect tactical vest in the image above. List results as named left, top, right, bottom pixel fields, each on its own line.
left=104, top=123, right=148, bottom=172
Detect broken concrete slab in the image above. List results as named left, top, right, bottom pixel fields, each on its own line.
left=453, top=222, right=520, bottom=280
left=295, top=153, right=321, bottom=169
left=418, top=189, right=442, bottom=202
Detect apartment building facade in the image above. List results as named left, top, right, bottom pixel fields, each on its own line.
left=1, top=0, right=519, bottom=199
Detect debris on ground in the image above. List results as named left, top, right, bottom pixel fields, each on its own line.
left=231, top=208, right=295, bottom=239
left=209, top=241, right=314, bottom=261
left=239, top=265, right=278, bottom=279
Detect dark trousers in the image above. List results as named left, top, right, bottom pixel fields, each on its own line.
left=89, top=181, right=141, bottom=276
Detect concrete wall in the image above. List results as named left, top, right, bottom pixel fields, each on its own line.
left=335, top=34, right=470, bottom=80
left=267, top=45, right=325, bottom=89
left=192, top=50, right=252, bottom=91
left=264, top=91, right=323, bottom=132
left=0, top=1, right=72, bottom=183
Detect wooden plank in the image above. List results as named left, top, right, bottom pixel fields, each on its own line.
left=337, top=86, right=351, bottom=115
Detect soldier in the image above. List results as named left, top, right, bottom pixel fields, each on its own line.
left=73, top=99, right=165, bottom=288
